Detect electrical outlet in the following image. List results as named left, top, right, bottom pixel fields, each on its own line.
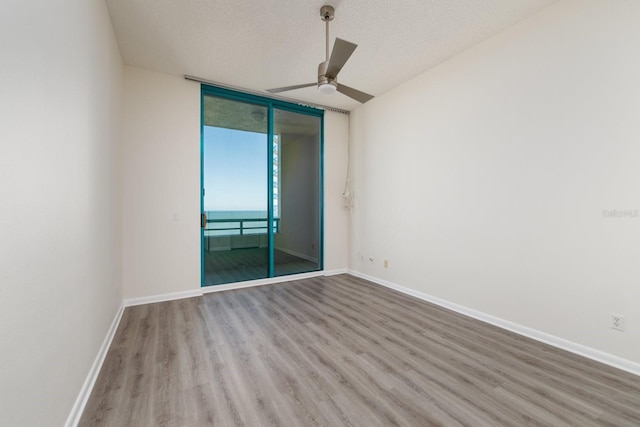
left=610, top=313, right=625, bottom=332
left=384, top=260, right=389, bottom=268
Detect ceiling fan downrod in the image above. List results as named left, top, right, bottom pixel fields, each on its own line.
left=318, top=5, right=337, bottom=93
left=320, top=5, right=334, bottom=62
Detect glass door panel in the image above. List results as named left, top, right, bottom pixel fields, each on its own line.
left=202, top=95, right=269, bottom=285
left=273, top=108, right=322, bottom=276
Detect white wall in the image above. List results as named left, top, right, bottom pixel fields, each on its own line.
left=122, top=68, right=350, bottom=298
left=323, top=111, right=351, bottom=272
left=349, top=0, right=640, bottom=364
left=0, top=0, right=124, bottom=425
left=121, top=66, right=201, bottom=299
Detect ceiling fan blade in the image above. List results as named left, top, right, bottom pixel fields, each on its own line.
left=337, top=83, right=374, bottom=103
left=326, top=38, right=357, bottom=79
left=266, top=83, right=316, bottom=94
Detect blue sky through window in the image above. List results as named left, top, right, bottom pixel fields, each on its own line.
left=203, top=126, right=267, bottom=212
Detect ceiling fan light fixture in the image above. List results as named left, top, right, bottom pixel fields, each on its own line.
left=318, top=81, right=337, bottom=95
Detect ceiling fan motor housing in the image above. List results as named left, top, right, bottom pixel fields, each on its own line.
left=317, top=61, right=338, bottom=91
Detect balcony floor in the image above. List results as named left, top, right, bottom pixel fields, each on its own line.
left=203, top=247, right=318, bottom=285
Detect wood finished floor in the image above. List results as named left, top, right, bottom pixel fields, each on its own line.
left=80, top=275, right=640, bottom=426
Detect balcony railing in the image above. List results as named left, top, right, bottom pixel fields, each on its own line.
left=205, top=217, right=280, bottom=237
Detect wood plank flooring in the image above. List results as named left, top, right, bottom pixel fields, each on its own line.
left=80, top=275, right=640, bottom=426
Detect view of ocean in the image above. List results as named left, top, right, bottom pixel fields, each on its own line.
left=206, top=210, right=268, bottom=220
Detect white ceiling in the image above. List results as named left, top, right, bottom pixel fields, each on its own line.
left=106, top=0, right=557, bottom=111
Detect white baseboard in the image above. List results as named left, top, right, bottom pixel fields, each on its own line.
left=323, top=268, right=348, bottom=276
left=65, top=302, right=125, bottom=427
left=124, top=288, right=204, bottom=307
left=348, top=269, right=640, bottom=377
left=201, top=270, right=327, bottom=294
left=125, top=269, right=347, bottom=305
left=275, top=247, right=318, bottom=263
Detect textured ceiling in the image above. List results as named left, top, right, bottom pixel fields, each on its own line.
left=106, top=0, right=557, bottom=111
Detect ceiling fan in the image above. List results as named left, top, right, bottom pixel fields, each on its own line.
left=266, top=5, right=374, bottom=104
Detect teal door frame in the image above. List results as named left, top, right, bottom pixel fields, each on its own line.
left=200, top=84, right=324, bottom=286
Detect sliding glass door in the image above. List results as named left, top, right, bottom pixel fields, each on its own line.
left=201, top=87, right=322, bottom=286
left=273, top=108, right=321, bottom=276
left=202, top=95, right=269, bottom=285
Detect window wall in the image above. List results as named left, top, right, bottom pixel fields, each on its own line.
left=201, top=86, right=323, bottom=286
